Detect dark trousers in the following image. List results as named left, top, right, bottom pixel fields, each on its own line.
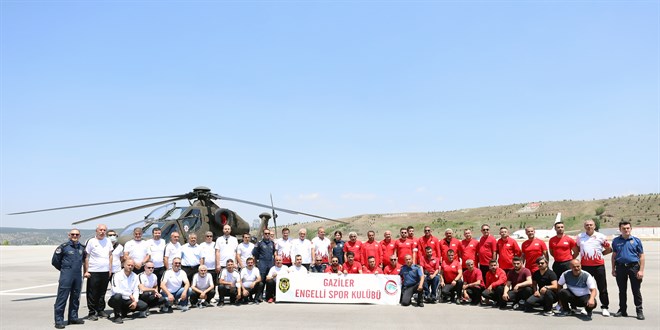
left=559, top=289, right=597, bottom=313
left=505, top=286, right=534, bottom=306
left=153, top=267, right=165, bottom=289
left=423, top=275, right=439, bottom=300
left=526, top=290, right=558, bottom=311
left=54, top=271, right=82, bottom=324
left=441, top=280, right=464, bottom=301
left=615, top=262, right=643, bottom=312
left=582, top=265, right=609, bottom=309
left=107, top=293, right=148, bottom=316
left=552, top=260, right=571, bottom=278
left=181, top=265, right=199, bottom=284
left=190, top=289, right=216, bottom=305
left=401, top=284, right=423, bottom=306
left=465, top=287, right=483, bottom=305
left=479, top=265, right=490, bottom=279
left=218, top=286, right=239, bottom=304
left=207, top=270, right=218, bottom=288
left=139, top=292, right=166, bottom=308
left=86, top=272, right=111, bottom=315
left=482, top=285, right=505, bottom=305
left=243, top=283, right=264, bottom=302
left=265, top=279, right=277, bottom=300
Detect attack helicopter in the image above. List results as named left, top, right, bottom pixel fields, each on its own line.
left=8, top=186, right=346, bottom=244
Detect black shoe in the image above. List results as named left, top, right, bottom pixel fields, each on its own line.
left=55, top=323, right=66, bottom=329
left=97, top=311, right=110, bottom=318
left=217, top=302, right=225, bottom=307
left=613, top=310, right=628, bottom=317
left=112, top=317, right=123, bottom=324
left=417, top=301, right=424, bottom=307
left=87, top=315, right=98, bottom=321
left=637, top=311, right=645, bottom=320
left=67, top=319, right=84, bottom=325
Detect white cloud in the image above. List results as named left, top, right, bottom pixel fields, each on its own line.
left=340, top=193, right=377, bottom=201
left=298, top=193, right=320, bottom=201
left=415, top=186, right=426, bottom=193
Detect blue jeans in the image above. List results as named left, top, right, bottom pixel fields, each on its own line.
left=161, top=287, right=192, bottom=307
left=423, top=275, right=439, bottom=300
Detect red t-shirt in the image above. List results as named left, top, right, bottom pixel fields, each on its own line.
left=441, top=259, right=462, bottom=283
left=343, top=240, right=363, bottom=263
left=418, top=235, right=441, bottom=258
left=325, top=265, right=343, bottom=273
left=484, top=268, right=507, bottom=288
left=362, top=265, right=380, bottom=274
left=438, top=238, right=462, bottom=263
left=419, top=255, right=440, bottom=274
left=361, top=240, right=381, bottom=267
left=477, top=235, right=498, bottom=266
left=521, top=238, right=547, bottom=273
left=343, top=261, right=362, bottom=274
left=460, top=238, right=479, bottom=269
left=394, top=238, right=417, bottom=265
left=380, top=239, right=396, bottom=264
left=496, top=237, right=521, bottom=270
left=463, top=268, right=484, bottom=288
left=549, top=235, right=576, bottom=263
left=383, top=263, right=402, bottom=275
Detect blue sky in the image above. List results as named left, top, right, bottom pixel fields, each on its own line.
left=1, top=1, right=658, bottom=230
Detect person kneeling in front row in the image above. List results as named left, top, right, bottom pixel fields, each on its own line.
left=108, top=259, right=148, bottom=324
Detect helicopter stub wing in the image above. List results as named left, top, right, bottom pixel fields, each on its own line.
left=210, top=194, right=348, bottom=224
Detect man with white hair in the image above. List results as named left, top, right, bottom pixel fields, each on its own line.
left=124, top=227, right=149, bottom=274
left=160, top=257, right=192, bottom=313
left=439, top=228, right=461, bottom=263
left=84, top=224, right=113, bottom=321
left=291, top=228, right=313, bottom=269
left=190, top=265, right=215, bottom=307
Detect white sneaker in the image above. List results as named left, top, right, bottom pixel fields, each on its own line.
left=602, top=309, right=610, bottom=317
left=181, top=305, right=189, bottom=312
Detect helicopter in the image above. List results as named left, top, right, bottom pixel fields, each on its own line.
left=8, top=186, right=347, bottom=244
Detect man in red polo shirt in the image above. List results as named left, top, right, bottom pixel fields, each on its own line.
left=343, top=232, right=363, bottom=264
left=477, top=224, right=498, bottom=276
left=361, top=230, right=381, bottom=268
left=362, top=256, right=380, bottom=274
left=394, top=228, right=417, bottom=265
left=460, top=229, right=479, bottom=270
left=496, top=227, right=521, bottom=273
left=462, top=259, right=484, bottom=305
left=343, top=251, right=362, bottom=274
left=521, top=227, right=548, bottom=274
left=549, top=222, right=577, bottom=277
left=380, top=231, right=396, bottom=270
left=383, top=255, right=402, bottom=275
left=419, top=246, right=440, bottom=303
left=481, top=259, right=507, bottom=307
left=418, top=226, right=441, bottom=259
left=440, top=249, right=463, bottom=303
left=439, top=228, right=462, bottom=263
left=325, top=256, right=343, bottom=274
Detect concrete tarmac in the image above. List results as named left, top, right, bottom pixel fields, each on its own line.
left=0, top=243, right=658, bottom=329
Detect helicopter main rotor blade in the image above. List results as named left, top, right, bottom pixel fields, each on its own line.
left=8, top=195, right=187, bottom=216
left=72, top=196, right=185, bottom=225
left=211, top=193, right=348, bottom=224
left=270, top=193, right=278, bottom=238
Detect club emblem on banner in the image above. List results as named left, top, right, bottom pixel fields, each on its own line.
left=279, top=277, right=290, bottom=293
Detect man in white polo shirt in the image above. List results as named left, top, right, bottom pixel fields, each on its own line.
left=84, top=224, right=113, bottom=321
left=108, top=259, right=148, bottom=324
left=123, top=228, right=149, bottom=274
left=138, top=261, right=166, bottom=314
left=217, top=259, right=242, bottom=306
left=236, top=233, right=255, bottom=270
left=164, top=232, right=182, bottom=270
left=190, top=265, right=215, bottom=307
left=146, top=227, right=166, bottom=287
left=240, top=257, right=263, bottom=304
left=160, top=257, right=192, bottom=313
left=215, top=225, right=239, bottom=273
left=199, top=231, right=218, bottom=285
left=291, top=228, right=313, bottom=270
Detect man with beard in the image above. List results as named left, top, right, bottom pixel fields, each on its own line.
left=549, top=222, right=577, bottom=277
left=525, top=257, right=558, bottom=315
left=521, top=227, right=549, bottom=274
left=501, top=256, right=533, bottom=310
left=477, top=224, right=498, bottom=276
left=496, top=227, right=521, bottom=273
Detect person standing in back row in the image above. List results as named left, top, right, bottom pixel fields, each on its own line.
left=84, top=224, right=112, bottom=321
left=574, top=219, right=612, bottom=317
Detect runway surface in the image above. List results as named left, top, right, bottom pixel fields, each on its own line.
left=0, top=243, right=658, bottom=329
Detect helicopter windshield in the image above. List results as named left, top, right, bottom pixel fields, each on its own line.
left=143, top=202, right=176, bottom=221
left=161, top=208, right=202, bottom=243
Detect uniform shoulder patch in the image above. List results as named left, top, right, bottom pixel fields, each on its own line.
left=55, top=243, right=67, bottom=254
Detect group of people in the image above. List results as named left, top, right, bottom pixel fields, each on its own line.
left=52, top=219, right=645, bottom=328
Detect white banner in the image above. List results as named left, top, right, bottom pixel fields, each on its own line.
left=276, top=273, right=401, bottom=305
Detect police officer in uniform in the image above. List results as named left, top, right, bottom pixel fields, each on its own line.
left=52, top=229, right=86, bottom=329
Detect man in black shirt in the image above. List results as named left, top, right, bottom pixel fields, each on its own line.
left=525, top=256, right=558, bottom=315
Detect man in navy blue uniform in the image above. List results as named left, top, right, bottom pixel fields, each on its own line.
left=611, top=220, right=645, bottom=320
left=400, top=254, right=425, bottom=307
left=52, top=229, right=86, bottom=329
left=252, top=229, right=276, bottom=285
